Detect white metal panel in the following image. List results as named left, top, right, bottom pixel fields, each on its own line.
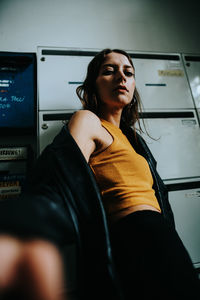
left=37, top=47, right=97, bottom=110
left=131, top=53, right=194, bottom=110
left=38, top=110, right=75, bottom=154
left=168, top=184, right=200, bottom=266
left=182, top=54, right=200, bottom=108
left=138, top=109, right=200, bottom=180
left=197, top=109, right=200, bottom=122
left=37, top=48, right=195, bottom=112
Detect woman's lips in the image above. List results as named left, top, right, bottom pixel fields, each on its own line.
left=114, top=85, right=128, bottom=92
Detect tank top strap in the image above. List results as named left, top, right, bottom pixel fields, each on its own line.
left=100, top=118, right=124, bottom=138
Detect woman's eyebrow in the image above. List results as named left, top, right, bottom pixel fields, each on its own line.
left=102, top=63, right=134, bottom=69
left=101, top=63, right=115, bottom=68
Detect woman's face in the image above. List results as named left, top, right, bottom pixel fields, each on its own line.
left=96, top=52, right=135, bottom=111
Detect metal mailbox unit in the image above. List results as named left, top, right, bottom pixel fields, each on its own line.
left=37, top=47, right=200, bottom=273
left=130, top=53, right=200, bottom=180
left=132, top=52, right=200, bottom=271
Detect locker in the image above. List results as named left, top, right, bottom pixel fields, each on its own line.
left=166, top=179, right=200, bottom=268
left=182, top=54, right=200, bottom=108
left=38, top=110, right=74, bottom=154
left=37, top=47, right=99, bottom=110
left=138, top=109, right=200, bottom=181
left=131, top=53, right=194, bottom=109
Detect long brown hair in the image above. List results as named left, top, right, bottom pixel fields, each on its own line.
left=76, top=48, right=143, bottom=131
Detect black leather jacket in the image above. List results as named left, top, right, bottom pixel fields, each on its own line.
left=0, top=124, right=175, bottom=299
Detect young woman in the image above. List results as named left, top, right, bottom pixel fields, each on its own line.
left=68, top=48, right=199, bottom=299
left=0, top=48, right=199, bottom=300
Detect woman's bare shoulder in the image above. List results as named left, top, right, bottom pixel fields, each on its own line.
left=68, top=110, right=101, bottom=157
left=68, top=110, right=101, bottom=131
left=71, top=109, right=100, bottom=121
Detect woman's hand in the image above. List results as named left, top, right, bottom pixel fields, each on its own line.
left=0, top=235, right=65, bottom=300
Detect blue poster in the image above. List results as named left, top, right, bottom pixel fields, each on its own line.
left=0, top=52, right=36, bottom=132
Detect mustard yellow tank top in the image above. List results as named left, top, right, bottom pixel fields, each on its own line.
left=89, top=119, right=161, bottom=217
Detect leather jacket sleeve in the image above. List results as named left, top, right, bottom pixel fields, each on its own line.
left=0, top=132, right=78, bottom=247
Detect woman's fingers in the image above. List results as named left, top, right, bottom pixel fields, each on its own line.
left=0, top=235, right=22, bottom=289
left=21, top=240, right=65, bottom=300
left=0, top=237, right=66, bottom=300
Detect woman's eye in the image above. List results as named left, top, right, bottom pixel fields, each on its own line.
left=125, top=71, right=134, bottom=77
left=103, top=70, right=114, bottom=75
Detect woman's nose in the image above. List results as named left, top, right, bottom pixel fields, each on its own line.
left=116, top=70, right=126, bottom=82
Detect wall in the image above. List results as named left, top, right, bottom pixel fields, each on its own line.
left=1, top=0, right=200, bottom=287
left=0, top=0, right=200, bottom=54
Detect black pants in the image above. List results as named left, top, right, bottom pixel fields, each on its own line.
left=109, top=210, right=199, bottom=300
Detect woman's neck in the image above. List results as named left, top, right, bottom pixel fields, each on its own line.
left=98, top=109, right=122, bottom=128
